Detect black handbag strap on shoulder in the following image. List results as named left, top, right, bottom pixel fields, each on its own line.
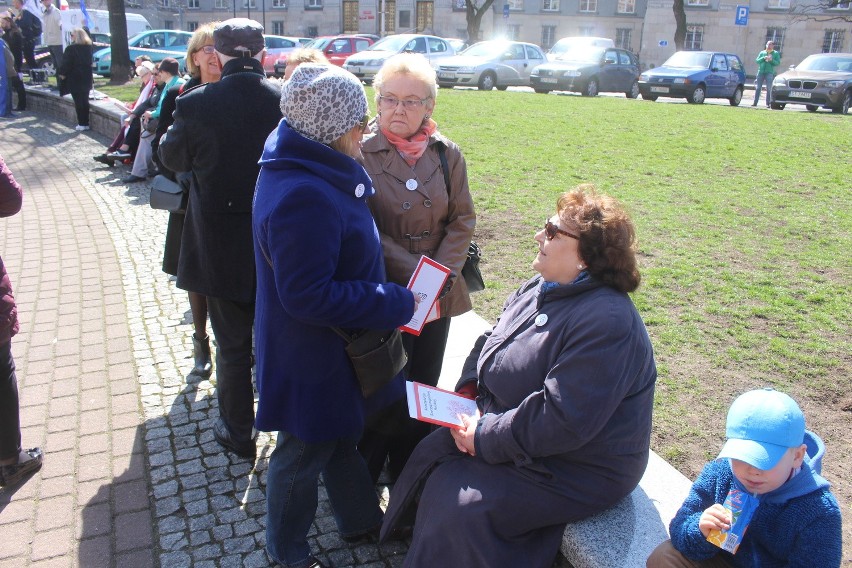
left=436, top=142, right=451, bottom=197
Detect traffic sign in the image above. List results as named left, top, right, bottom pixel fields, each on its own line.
left=735, top=5, right=749, bottom=26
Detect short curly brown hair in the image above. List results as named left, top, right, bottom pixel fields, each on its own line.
left=557, top=184, right=640, bottom=293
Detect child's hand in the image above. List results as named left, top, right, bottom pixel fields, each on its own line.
left=698, top=504, right=732, bottom=537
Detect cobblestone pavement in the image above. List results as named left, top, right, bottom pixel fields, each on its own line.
left=0, top=113, right=411, bottom=567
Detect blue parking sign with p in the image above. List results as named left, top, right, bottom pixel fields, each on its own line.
left=735, top=5, right=749, bottom=26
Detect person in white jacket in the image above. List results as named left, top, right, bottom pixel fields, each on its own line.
left=40, top=0, right=62, bottom=72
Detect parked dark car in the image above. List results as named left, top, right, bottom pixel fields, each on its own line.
left=530, top=46, right=640, bottom=97
left=639, top=51, right=746, bottom=105
left=771, top=53, right=852, bottom=114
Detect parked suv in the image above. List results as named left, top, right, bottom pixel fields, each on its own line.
left=638, top=51, right=746, bottom=105
left=435, top=40, right=546, bottom=90
left=343, top=34, right=455, bottom=84
left=771, top=53, right=852, bottom=114
left=91, top=30, right=192, bottom=77
left=530, top=46, right=639, bottom=97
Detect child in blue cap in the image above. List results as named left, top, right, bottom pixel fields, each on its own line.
left=647, top=388, right=841, bottom=567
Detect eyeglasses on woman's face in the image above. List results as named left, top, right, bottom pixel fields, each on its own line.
left=377, top=95, right=431, bottom=111
left=544, top=220, right=579, bottom=241
left=196, top=45, right=215, bottom=54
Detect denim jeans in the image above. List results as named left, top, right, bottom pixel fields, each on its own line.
left=754, top=72, right=775, bottom=106
left=266, top=431, right=382, bottom=567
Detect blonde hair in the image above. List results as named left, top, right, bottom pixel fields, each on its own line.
left=73, top=27, right=92, bottom=46
left=185, top=22, right=218, bottom=78
left=373, top=52, right=437, bottom=102
left=328, top=124, right=363, bottom=160
left=286, top=47, right=329, bottom=67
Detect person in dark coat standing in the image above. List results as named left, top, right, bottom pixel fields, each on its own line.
left=11, top=0, right=39, bottom=73
left=0, top=13, right=26, bottom=110
left=254, top=63, right=417, bottom=568
left=58, top=27, right=93, bottom=131
left=381, top=185, right=658, bottom=568
left=158, top=18, right=282, bottom=460
left=0, top=154, right=44, bottom=487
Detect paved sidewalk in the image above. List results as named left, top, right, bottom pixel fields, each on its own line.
left=0, top=112, right=521, bottom=568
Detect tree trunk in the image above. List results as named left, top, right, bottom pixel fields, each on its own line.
left=465, top=0, right=496, bottom=44
left=672, top=0, right=687, bottom=51
left=106, top=0, right=132, bottom=83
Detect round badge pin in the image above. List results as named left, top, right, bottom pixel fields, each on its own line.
left=355, top=183, right=365, bottom=198
left=535, top=314, right=548, bottom=327
left=405, top=179, right=418, bottom=191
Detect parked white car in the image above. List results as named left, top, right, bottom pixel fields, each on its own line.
left=343, top=34, right=456, bottom=84
left=434, top=40, right=547, bottom=90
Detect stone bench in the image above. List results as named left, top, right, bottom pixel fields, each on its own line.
left=440, top=312, right=693, bottom=568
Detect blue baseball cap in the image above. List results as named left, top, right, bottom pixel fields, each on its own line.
left=717, top=388, right=805, bottom=471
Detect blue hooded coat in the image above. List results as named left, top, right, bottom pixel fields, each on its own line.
left=252, top=121, right=415, bottom=442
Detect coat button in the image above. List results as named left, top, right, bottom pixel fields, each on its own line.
left=402, top=201, right=412, bottom=210
left=227, top=201, right=233, bottom=207
left=423, top=199, right=432, bottom=208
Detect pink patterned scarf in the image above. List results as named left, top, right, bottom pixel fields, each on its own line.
left=381, top=118, right=438, bottom=166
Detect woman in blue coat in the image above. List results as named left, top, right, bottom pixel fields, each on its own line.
left=381, top=185, right=658, bottom=567
left=253, top=64, right=417, bottom=568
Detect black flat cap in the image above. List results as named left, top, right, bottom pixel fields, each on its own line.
left=214, top=18, right=265, bottom=58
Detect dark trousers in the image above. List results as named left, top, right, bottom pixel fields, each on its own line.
left=48, top=45, right=63, bottom=73
left=22, top=39, right=37, bottom=73
left=358, top=317, right=451, bottom=482
left=70, top=87, right=90, bottom=127
left=207, top=296, right=255, bottom=441
left=0, top=340, right=21, bottom=462
left=10, top=75, right=26, bottom=110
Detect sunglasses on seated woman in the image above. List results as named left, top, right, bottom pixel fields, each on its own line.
left=544, top=220, right=579, bottom=241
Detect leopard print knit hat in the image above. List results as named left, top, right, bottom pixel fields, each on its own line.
left=280, top=63, right=368, bottom=145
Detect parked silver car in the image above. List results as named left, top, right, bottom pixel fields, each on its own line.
left=434, top=40, right=546, bottom=90
left=343, top=34, right=455, bottom=85
left=771, top=53, right=852, bottom=114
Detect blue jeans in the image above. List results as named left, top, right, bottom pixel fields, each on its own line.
left=754, top=72, right=775, bottom=106
left=266, top=431, right=383, bottom=567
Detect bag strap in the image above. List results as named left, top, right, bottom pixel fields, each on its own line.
left=331, top=327, right=356, bottom=343
left=436, top=142, right=451, bottom=197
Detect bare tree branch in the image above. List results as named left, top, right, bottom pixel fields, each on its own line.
left=464, top=0, right=497, bottom=43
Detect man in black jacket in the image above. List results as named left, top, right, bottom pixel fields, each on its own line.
left=158, top=19, right=282, bottom=460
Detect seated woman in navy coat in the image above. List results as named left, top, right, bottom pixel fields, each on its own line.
left=381, top=184, right=658, bottom=568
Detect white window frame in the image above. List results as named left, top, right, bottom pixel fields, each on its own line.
left=272, top=0, right=286, bottom=7
left=272, top=21, right=284, bottom=35
left=579, top=0, right=597, bottom=12
left=541, top=25, right=556, bottom=49
left=242, top=0, right=257, bottom=7
left=685, top=24, right=704, bottom=51
left=617, top=0, right=635, bottom=14
left=507, top=0, right=523, bottom=9
left=215, top=0, right=229, bottom=8
left=685, top=0, right=708, bottom=6
left=766, top=0, right=790, bottom=8
left=188, top=0, right=199, bottom=8
left=616, top=28, right=632, bottom=51
left=306, top=0, right=322, bottom=7
left=542, top=0, right=560, bottom=12
left=765, top=27, right=785, bottom=52
left=822, top=30, right=844, bottom=53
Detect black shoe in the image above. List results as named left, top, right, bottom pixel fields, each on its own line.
left=94, top=154, right=115, bottom=166
left=122, top=175, right=147, bottom=183
left=0, top=448, right=43, bottom=487
left=191, top=334, right=213, bottom=377
left=212, top=419, right=256, bottom=459
left=341, top=525, right=381, bottom=545
left=13, top=107, right=25, bottom=111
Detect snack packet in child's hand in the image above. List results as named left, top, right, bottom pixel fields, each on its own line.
left=707, top=489, right=759, bottom=554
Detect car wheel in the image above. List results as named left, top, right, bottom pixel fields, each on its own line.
left=534, top=88, right=551, bottom=94
left=496, top=85, right=508, bottom=91
left=728, top=87, right=742, bottom=106
left=806, top=105, right=819, bottom=113
left=40, top=60, right=56, bottom=77
left=641, top=93, right=658, bottom=101
left=688, top=85, right=706, bottom=104
left=582, top=78, right=599, bottom=97
left=626, top=81, right=639, bottom=99
left=833, top=90, right=851, bottom=114
left=478, top=71, right=496, bottom=91
left=770, top=102, right=786, bottom=110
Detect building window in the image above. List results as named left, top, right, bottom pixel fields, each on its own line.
left=685, top=0, right=708, bottom=5
left=765, top=27, right=785, bottom=52
left=187, top=21, right=198, bottom=31
left=766, top=0, right=790, bottom=7
left=215, top=0, right=229, bottom=8
left=579, top=0, right=596, bottom=12
left=163, top=20, right=173, bottom=29
left=243, top=0, right=257, bottom=7
left=541, top=25, right=556, bottom=49
left=616, top=28, right=632, bottom=51
left=272, top=0, right=286, bottom=7
left=617, top=0, right=635, bottom=13
left=829, top=1, right=850, bottom=9
left=272, top=20, right=284, bottom=34
left=506, top=24, right=520, bottom=40
left=508, top=0, right=523, bottom=8
left=399, top=10, right=410, bottom=28
left=822, top=30, right=844, bottom=53
left=188, top=0, right=199, bottom=8
left=579, top=26, right=594, bottom=36
left=306, top=0, right=322, bottom=8
left=542, top=0, right=559, bottom=11
left=160, top=0, right=170, bottom=7
left=685, top=24, right=703, bottom=50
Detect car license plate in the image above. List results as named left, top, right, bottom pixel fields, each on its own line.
left=438, top=72, right=455, bottom=80
left=540, top=78, right=557, bottom=84
left=790, top=90, right=811, bottom=99
left=650, top=86, right=669, bottom=93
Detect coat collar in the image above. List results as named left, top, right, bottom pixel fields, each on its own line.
left=220, top=57, right=265, bottom=78
left=361, top=128, right=451, bottom=189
